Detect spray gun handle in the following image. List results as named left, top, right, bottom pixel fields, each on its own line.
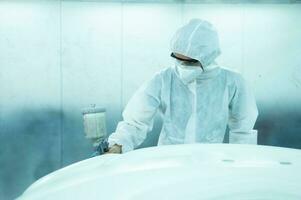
left=91, top=139, right=109, bottom=157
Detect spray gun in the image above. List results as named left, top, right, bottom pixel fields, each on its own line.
left=82, top=105, right=109, bottom=157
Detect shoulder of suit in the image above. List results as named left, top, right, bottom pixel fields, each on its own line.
left=152, top=67, right=174, bottom=79
left=219, top=67, right=244, bottom=80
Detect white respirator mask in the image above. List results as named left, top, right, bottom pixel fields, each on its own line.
left=175, top=60, right=203, bottom=84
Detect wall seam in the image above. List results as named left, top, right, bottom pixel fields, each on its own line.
left=241, top=5, right=245, bottom=76
left=59, top=0, right=64, bottom=168
left=120, top=2, right=124, bottom=117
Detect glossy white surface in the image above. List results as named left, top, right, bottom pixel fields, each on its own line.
left=18, top=144, right=301, bottom=200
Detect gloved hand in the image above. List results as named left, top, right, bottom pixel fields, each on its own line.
left=106, top=144, right=122, bottom=154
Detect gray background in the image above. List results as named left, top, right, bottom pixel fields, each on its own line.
left=0, top=1, right=301, bottom=199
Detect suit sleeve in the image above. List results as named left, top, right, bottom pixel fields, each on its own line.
left=108, top=73, right=162, bottom=153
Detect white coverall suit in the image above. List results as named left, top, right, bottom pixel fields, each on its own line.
left=108, top=19, right=258, bottom=153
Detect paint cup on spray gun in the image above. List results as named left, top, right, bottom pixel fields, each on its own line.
left=82, top=104, right=109, bottom=156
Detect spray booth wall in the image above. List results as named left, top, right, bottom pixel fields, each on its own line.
left=0, top=1, right=301, bottom=199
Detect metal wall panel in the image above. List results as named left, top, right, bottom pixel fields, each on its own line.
left=0, top=1, right=61, bottom=199
left=61, top=1, right=123, bottom=166
left=243, top=5, right=301, bottom=148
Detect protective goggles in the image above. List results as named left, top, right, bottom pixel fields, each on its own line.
left=170, top=53, right=199, bottom=63
left=171, top=53, right=203, bottom=69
